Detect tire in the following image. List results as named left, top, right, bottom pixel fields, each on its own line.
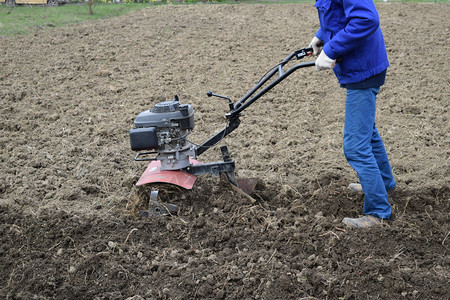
left=6, top=0, right=16, bottom=7
left=47, top=0, right=59, bottom=6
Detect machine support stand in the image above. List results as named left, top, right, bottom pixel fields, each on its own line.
left=220, top=146, right=239, bottom=187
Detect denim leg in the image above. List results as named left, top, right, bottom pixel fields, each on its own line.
left=343, top=88, right=392, bottom=219
left=371, top=125, right=397, bottom=191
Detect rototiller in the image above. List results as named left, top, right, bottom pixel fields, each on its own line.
left=129, top=48, right=315, bottom=216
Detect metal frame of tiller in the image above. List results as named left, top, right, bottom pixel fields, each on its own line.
left=133, top=48, right=315, bottom=193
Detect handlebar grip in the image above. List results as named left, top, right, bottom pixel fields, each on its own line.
left=295, top=47, right=314, bottom=60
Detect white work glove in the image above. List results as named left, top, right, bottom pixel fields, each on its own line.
left=308, top=36, right=323, bottom=56
left=315, top=50, right=336, bottom=71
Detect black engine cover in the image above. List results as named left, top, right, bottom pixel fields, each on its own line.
left=129, top=127, right=158, bottom=151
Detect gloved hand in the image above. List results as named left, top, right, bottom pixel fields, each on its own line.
left=315, top=50, right=336, bottom=71
left=308, top=36, right=323, bottom=56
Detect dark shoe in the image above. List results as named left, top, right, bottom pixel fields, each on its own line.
left=342, top=215, right=384, bottom=228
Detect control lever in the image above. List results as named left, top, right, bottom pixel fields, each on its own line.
left=207, top=91, right=234, bottom=111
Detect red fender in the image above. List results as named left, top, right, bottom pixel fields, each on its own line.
left=136, top=158, right=201, bottom=189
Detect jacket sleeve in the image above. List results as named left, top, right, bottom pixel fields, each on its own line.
left=323, top=0, right=380, bottom=59
left=315, top=28, right=325, bottom=43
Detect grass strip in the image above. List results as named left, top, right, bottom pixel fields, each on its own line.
left=0, top=0, right=447, bottom=37
left=0, top=3, right=155, bottom=36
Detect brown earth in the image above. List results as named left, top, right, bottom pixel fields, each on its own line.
left=0, top=2, right=449, bottom=299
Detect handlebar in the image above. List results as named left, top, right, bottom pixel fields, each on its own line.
left=231, top=47, right=314, bottom=115
left=196, top=48, right=315, bottom=156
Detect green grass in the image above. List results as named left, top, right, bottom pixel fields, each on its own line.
left=0, top=3, right=155, bottom=36
left=0, top=0, right=448, bottom=36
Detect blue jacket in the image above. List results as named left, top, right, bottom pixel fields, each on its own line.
left=314, top=0, right=389, bottom=84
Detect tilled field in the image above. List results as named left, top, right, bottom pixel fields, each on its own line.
left=0, top=3, right=449, bottom=299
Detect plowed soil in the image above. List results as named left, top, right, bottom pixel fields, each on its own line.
left=1, top=3, right=449, bottom=299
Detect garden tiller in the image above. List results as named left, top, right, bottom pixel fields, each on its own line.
left=129, top=48, right=315, bottom=214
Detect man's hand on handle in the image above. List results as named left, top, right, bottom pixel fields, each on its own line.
left=308, top=36, right=336, bottom=71
left=315, top=50, right=336, bottom=71
left=308, top=36, right=323, bottom=56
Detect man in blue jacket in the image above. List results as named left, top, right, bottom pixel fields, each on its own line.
left=309, top=0, right=396, bottom=228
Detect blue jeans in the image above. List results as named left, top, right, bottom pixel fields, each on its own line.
left=344, top=88, right=396, bottom=219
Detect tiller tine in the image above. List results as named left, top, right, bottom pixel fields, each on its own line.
left=140, top=190, right=179, bottom=218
